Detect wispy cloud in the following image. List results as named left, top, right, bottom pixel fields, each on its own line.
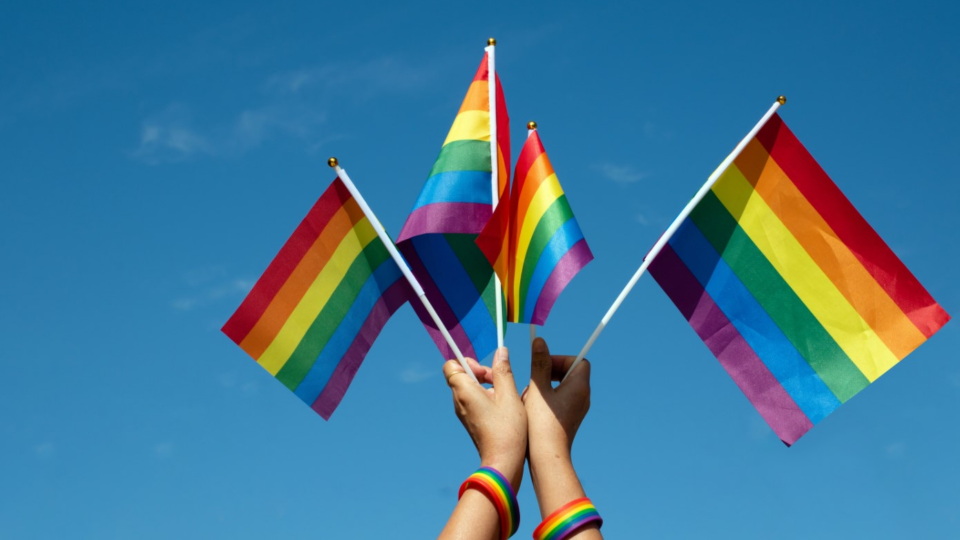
left=172, top=266, right=253, bottom=312
left=885, top=442, right=906, bottom=459
left=400, top=363, right=436, bottom=384
left=155, top=442, right=175, bottom=459
left=134, top=56, right=432, bottom=164
left=35, top=442, right=55, bottom=459
left=265, top=57, right=434, bottom=98
left=635, top=212, right=650, bottom=226
left=596, top=163, right=645, bottom=184
left=133, top=101, right=326, bottom=164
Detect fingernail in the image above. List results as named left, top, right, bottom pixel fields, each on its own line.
left=533, top=339, right=545, bottom=354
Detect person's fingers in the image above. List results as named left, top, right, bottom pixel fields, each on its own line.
left=557, top=358, right=591, bottom=395
left=443, top=358, right=490, bottom=411
left=491, top=347, right=520, bottom=401
left=520, top=385, right=529, bottom=403
left=550, top=355, right=578, bottom=381
left=530, top=337, right=553, bottom=389
left=465, top=357, right=494, bottom=384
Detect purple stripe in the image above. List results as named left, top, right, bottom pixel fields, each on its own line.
left=649, top=245, right=813, bottom=445
left=397, top=242, right=478, bottom=360
left=397, top=202, right=491, bottom=242
left=529, top=240, right=593, bottom=326
left=311, top=279, right=413, bottom=419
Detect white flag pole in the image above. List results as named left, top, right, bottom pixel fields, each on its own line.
left=526, top=121, right=539, bottom=347
left=486, top=38, right=505, bottom=351
left=329, top=158, right=479, bottom=383
left=561, top=96, right=787, bottom=383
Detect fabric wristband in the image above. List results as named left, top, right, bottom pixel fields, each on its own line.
left=458, top=466, right=520, bottom=539
left=532, top=497, right=602, bottom=540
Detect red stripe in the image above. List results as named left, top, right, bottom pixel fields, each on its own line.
left=756, top=114, right=949, bottom=338
left=222, top=177, right=352, bottom=344
left=472, top=52, right=489, bottom=82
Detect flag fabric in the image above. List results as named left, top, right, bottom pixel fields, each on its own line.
left=223, top=177, right=413, bottom=419
left=648, top=112, right=949, bottom=445
left=397, top=51, right=509, bottom=361
left=476, top=130, right=593, bottom=325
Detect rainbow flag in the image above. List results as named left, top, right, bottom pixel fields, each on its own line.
left=223, top=177, right=412, bottom=419
left=397, top=50, right=510, bottom=361
left=649, top=113, right=949, bottom=445
left=476, top=129, right=593, bottom=324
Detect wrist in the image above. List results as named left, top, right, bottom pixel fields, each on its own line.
left=480, top=454, right=525, bottom=492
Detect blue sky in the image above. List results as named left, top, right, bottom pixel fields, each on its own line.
left=2, top=1, right=958, bottom=538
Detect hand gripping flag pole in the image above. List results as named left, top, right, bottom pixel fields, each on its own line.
left=329, top=158, right=479, bottom=383
left=561, top=97, right=787, bottom=383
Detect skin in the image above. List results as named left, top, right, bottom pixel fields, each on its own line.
left=439, top=349, right=526, bottom=540
left=523, top=338, right=602, bottom=539
left=439, top=338, right=602, bottom=540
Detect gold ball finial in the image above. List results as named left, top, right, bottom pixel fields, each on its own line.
left=527, top=121, right=537, bottom=130
left=327, top=157, right=339, bottom=168
left=487, top=38, right=496, bottom=46
left=777, top=95, right=787, bottom=105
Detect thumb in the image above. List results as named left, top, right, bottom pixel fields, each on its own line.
left=530, top=337, right=553, bottom=389
left=491, top=347, right=520, bottom=401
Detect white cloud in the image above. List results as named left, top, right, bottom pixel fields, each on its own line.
left=172, top=276, right=252, bottom=312
left=155, top=442, right=175, bottom=459
left=400, top=363, right=435, bottom=384
left=133, top=104, right=212, bottom=164
left=35, top=442, right=55, bottom=459
left=885, top=442, right=906, bottom=459
left=596, top=163, right=645, bottom=184
left=635, top=212, right=650, bottom=226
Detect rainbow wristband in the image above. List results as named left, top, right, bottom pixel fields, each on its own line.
left=458, top=467, right=520, bottom=539
left=532, top=497, right=602, bottom=540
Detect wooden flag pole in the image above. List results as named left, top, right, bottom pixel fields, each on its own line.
left=329, top=158, right=479, bottom=383
left=561, top=96, right=787, bottom=383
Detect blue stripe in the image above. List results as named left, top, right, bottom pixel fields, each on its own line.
left=669, top=219, right=840, bottom=423
left=522, top=218, right=584, bottom=322
left=293, top=260, right=404, bottom=404
left=412, top=170, right=493, bottom=210
left=411, top=235, right=496, bottom=360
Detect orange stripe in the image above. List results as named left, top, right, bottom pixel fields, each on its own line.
left=512, top=151, right=553, bottom=248
left=458, top=81, right=488, bottom=114
left=239, top=197, right=366, bottom=359
left=735, top=139, right=927, bottom=360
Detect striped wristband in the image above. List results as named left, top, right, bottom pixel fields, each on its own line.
left=532, top=497, right=602, bottom=540
left=458, top=466, right=520, bottom=539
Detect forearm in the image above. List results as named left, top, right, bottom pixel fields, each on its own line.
left=439, top=489, right=501, bottom=540
left=440, top=458, right=524, bottom=540
left=528, top=449, right=602, bottom=539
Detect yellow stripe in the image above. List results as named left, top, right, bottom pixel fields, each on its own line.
left=257, top=219, right=378, bottom=375
left=443, top=110, right=490, bottom=146
left=711, top=168, right=898, bottom=381
left=512, top=174, right=564, bottom=307
left=737, top=140, right=927, bottom=359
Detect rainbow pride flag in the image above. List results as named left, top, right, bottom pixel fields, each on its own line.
left=649, top=113, right=949, bottom=445
left=223, top=177, right=412, bottom=419
left=476, top=129, right=592, bottom=324
left=397, top=50, right=510, bottom=361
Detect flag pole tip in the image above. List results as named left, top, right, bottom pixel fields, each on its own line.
left=327, top=157, right=339, bottom=168
left=527, top=121, right=537, bottom=130
left=487, top=38, right=496, bottom=46
left=777, top=95, right=787, bottom=105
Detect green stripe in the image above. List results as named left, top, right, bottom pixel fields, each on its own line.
left=275, top=238, right=392, bottom=390
left=517, top=196, right=573, bottom=320
left=691, top=191, right=868, bottom=402
left=444, top=233, right=498, bottom=322
left=428, top=140, right=491, bottom=177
